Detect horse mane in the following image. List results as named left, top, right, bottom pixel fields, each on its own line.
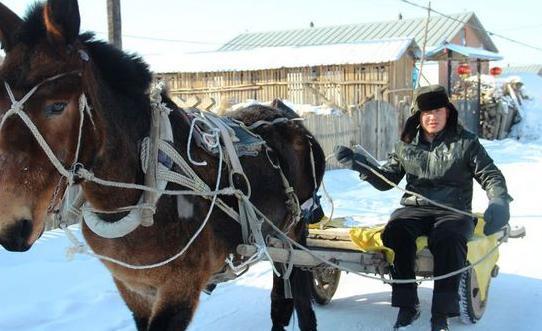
left=18, top=3, right=152, bottom=100
left=79, top=33, right=152, bottom=98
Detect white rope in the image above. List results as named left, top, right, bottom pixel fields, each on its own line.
left=0, top=72, right=242, bottom=268
left=0, top=73, right=288, bottom=273
left=8, top=71, right=492, bottom=282
left=1, top=75, right=234, bottom=201
left=2, top=83, right=71, bottom=178
left=187, top=117, right=213, bottom=166
left=353, top=158, right=479, bottom=219
left=318, top=154, right=339, bottom=229
left=310, top=152, right=505, bottom=283
left=74, top=94, right=92, bottom=164
left=1, top=73, right=92, bottom=184
left=307, top=137, right=318, bottom=191
left=62, top=132, right=225, bottom=269
left=250, top=196, right=505, bottom=284
left=225, top=247, right=265, bottom=274
left=76, top=168, right=235, bottom=196
left=327, top=150, right=478, bottom=219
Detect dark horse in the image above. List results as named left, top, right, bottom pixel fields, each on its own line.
left=0, top=1, right=325, bottom=330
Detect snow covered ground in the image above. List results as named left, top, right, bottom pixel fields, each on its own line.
left=1, top=74, right=541, bottom=330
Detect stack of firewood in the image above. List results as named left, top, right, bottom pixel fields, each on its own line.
left=451, top=75, right=523, bottom=140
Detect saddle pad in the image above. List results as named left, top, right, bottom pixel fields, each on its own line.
left=186, top=109, right=265, bottom=157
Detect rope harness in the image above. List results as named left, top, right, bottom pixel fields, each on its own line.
left=0, top=74, right=309, bottom=288
left=0, top=70, right=504, bottom=287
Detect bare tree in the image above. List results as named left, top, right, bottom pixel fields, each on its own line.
left=107, top=0, right=122, bottom=49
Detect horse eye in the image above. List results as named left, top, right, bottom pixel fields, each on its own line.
left=44, top=102, right=68, bottom=115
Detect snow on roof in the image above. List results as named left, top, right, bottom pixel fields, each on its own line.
left=219, top=12, right=498, bottom=53
left=425, top=43, right=503, bottom=61
left=150, top=38, right=418, bottom=73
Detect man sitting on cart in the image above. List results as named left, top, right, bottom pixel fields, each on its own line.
left=334, top=85, right=511, bottom=331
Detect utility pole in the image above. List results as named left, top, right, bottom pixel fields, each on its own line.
left=107, top=0, right=122, bottom=49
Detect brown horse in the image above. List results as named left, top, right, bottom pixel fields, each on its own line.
left=0, top=1, right=326, bottom=330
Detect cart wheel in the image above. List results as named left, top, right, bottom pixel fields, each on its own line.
left=310, top=267, right=341, bottom=305
left=458, top=268, right=490, bottom=324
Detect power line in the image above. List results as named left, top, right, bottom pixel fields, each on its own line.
left=94, top=31, right=222, bottom=46
left=94, top=31, right=302, bottom=50
left=496, top=23, right=542, bottom=32
left=399, top=0, right=542, bottom=52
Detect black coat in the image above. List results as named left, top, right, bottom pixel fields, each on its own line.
left=361, top=126, right=511, bottom=212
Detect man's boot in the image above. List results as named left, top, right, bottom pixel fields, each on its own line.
left=430, top=313, right=449, bottom=331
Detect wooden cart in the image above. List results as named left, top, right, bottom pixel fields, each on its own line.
left=237, top=221, right=526, bottom=324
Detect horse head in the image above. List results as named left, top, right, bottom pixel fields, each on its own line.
left=0, top=0, right=150, bottom=251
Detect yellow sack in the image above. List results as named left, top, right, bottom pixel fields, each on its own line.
left=348, top=226, right=395, bottom=264
left=348, top=226, right=429, bottom=264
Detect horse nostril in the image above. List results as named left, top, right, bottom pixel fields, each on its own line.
left=19, top=219, right=33, bottom=239
left=1, top=219, right=34, bottom=252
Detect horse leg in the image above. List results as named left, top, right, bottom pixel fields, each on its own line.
left=113, top=278, right=152, bottom=331
left=147, top=284, right=201, bottom=331
left=271, top=266, right=295, bottom=331
left=290, top=225, right=317, bottom=331
left=271, top=265, right=317, bottom=331
left=291, top=266, right=317, bottom=331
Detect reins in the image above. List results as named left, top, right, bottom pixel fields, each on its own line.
left=1, top=70, right=307, bottom=276
left=316, top=152, right=505, bottom=284
left=1, top=69, right=499, bottom=285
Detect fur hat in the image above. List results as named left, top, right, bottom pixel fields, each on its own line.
left=401, top=84, right=458, bottom=143
left=412, top=85, right=450, bottom=113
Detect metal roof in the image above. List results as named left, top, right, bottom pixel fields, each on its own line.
left=425, top=43, right=502, bottom=61
left=219, top=12, right=497, bottom=53
left=153, top=38, right=419, bottom=73
left=502, top=65, right=542, bottom=75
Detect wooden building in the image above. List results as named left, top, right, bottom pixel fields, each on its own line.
left=213, top=11, right=498, bottom=89
left=154, top=12, right=499, bottom=110
left=156, top=38, right=419, bottom=111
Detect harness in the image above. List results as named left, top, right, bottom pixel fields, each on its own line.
left=187, top=110, right=266, bottom=158
left=0, top=72, right=319, bottom=287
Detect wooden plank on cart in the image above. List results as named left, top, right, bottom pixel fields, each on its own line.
left=236, top=244, right=388, bottom=274
left=307, top=238, right=361, bottom=251
left=308, top=228, right=352, bottom=241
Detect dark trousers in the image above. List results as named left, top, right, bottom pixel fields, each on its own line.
left=381, top=206, right=475, bottom=315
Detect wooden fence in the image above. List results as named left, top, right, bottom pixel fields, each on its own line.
left=157, top=61, right=414, bottom=112
left=303, top=100, right=410, bottom=169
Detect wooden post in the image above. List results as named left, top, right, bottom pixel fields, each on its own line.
left=447, top=51, right=452, bottom=95
left=107, top=0, right=122, bottom=49
left=476, top=59, right=481, bottom=136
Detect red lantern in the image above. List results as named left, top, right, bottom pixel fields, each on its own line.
left=490, top=66, right=502, bottom=76
left=456, top=63, right=471, bottom=76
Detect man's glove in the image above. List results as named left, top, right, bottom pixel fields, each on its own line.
left=334, top=145, right=354, bottom=167
left=483, top=198, right=510, bottom=235
left=334, top=145, right=369, bottom=174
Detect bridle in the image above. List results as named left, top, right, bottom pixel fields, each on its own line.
left=1, top=71, right=92, bottom=172
left=0, top=69, right=94, bottom=214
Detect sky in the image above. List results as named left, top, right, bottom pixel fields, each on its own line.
left=0, top=0, right=541, bottom=68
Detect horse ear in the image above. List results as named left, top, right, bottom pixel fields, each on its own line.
left=272, top=99, right=298, bottom=118
left=0, top=3, right=23, bottom=51
left=43, top=0, right=81, bottom=45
